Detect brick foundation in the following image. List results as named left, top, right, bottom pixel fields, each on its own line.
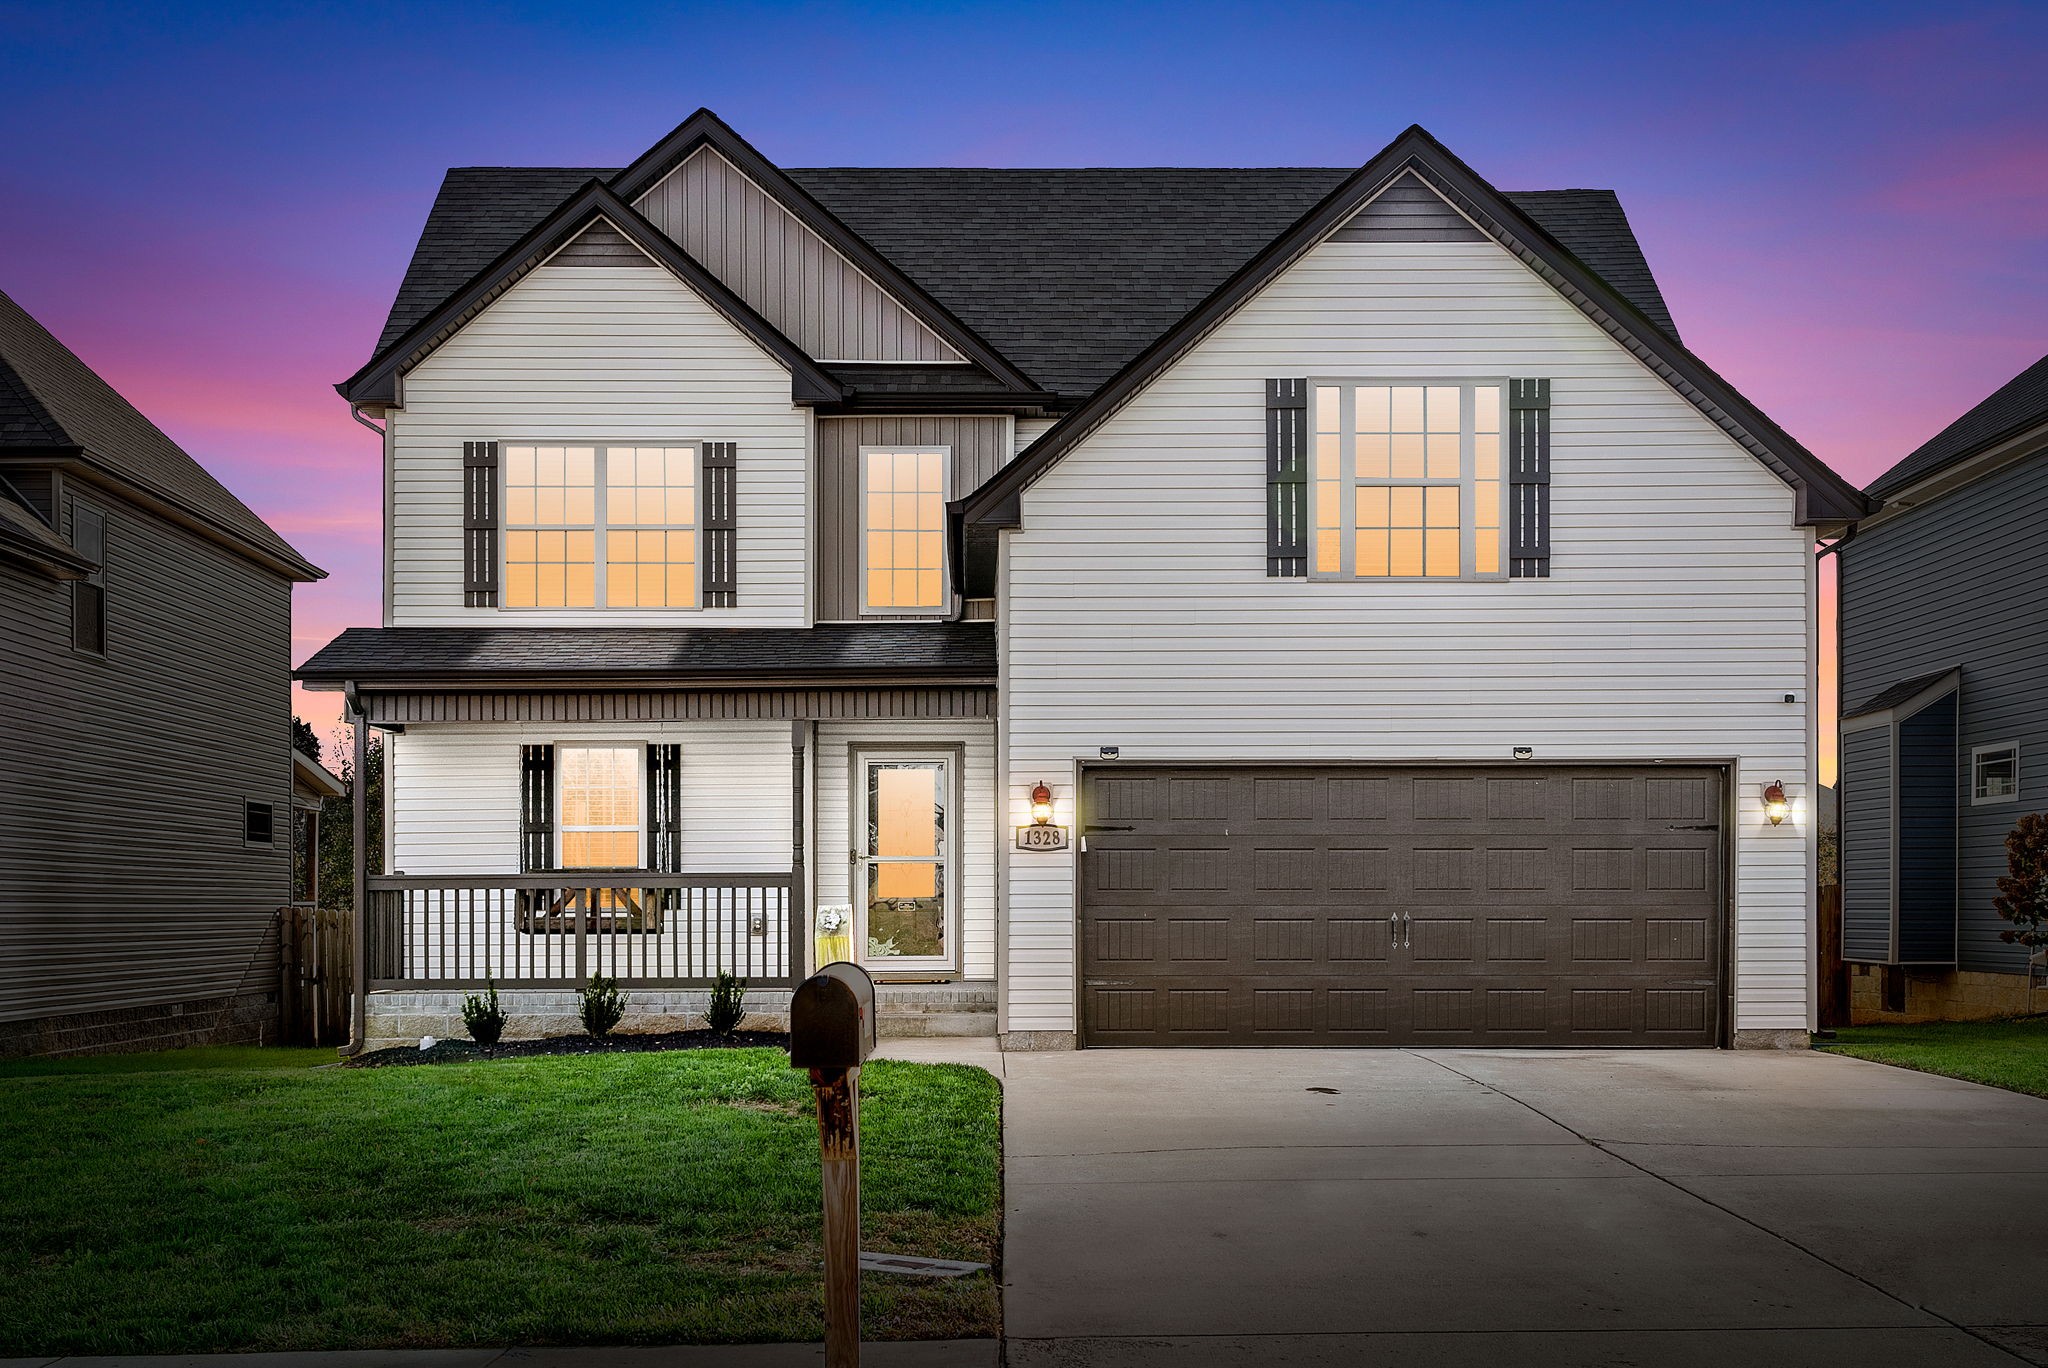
left=0, top=991, right=280, bottom=1061
left=1849, top=964, right=2043, bottom=1024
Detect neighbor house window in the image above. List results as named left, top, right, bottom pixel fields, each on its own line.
left=244, top=801, right=275, bottom=846
left=557, top=744, right=643, bottom=868
left=70, top=502, right=107, bottom=652
left=1973, top=744, right=2019, bottom=804
left=1311, top=381, right=1504, bottom=579
left=503, top=445, right=698, bottom=609
left=861, top=447, right=947, bottom=613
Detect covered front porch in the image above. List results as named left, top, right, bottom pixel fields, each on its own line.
left=294, top=624, right=1002, bottom=1049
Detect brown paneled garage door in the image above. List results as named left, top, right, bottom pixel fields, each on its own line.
left=1078, top=765, right=1726, bottom=1047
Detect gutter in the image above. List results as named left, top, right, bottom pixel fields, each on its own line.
left=339, top=680, right=369, bottom=1059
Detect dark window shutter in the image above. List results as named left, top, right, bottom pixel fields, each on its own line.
left=1265, top=379, right=1307, bottom=577
left=702, top=441, right=736, bottom=607
left=646, top=744, right=682, bottom=872
left=1508, top=379, right=1551, bottom=578
left=520, top=744, right=555, bottom=872
left=463, top=441, right=500, bottom=607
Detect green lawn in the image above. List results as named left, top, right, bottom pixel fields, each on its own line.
left=1820, top=1016, right=2048, bottom=1099
left=0, top=1047, right=1000, bottom=1354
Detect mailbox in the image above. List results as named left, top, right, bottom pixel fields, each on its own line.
left=790, top=960, right=875, bottom=1070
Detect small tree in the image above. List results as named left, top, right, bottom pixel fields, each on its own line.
left=1993, top=812, right=2048, bottom=948
left=705, top=972, right=747, bottom=1035
left=580, top=976, right=627, bottom=1037
left=462, top=979, right=506, bottom=1045
left=318, top=728, right=383, bottom=912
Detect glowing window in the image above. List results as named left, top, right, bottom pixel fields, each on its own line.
left=1309, top=382, right=1506, bottom=580
left=861, top=447, right=948, bottom=613
left=557, top=745, right=642, bottom=869
left=503, top=444, right=697, bottom=609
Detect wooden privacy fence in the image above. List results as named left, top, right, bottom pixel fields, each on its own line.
left=363, top=873, right=800, bottom=989
left=279, top=902, right=352, bottom=1046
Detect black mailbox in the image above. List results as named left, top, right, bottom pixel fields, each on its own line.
left=790, top=960, right=876, bottom=1070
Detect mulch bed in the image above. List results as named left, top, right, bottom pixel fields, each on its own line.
left=352, top=1029, right=790, bottom=1068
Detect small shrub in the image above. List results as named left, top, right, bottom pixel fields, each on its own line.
left=579, top=975, right=627, bottom=1037
left=461, top=979, right=506, bottom=1045
left=706, top=971, right=748, bottom=1035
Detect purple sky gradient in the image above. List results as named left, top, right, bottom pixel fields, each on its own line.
left=3, top=2, right=2044, bottom=769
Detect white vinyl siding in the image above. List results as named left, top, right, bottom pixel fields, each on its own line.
left=388, top=256, right=809, bottom=626
left=388, top=720, right=794, bottom=877
left=999, top=234, right=1816, bottom=1037
left=813, top=719, right=997, bottom=981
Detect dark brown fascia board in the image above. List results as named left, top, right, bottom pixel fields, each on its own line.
left=0, top=450, right=324, bottom=582
left=960, top=124, right=1873, bottom=530
left=338, top=180, right=844, bottom=409
left=296, top=670, right=997, bottom=690
left=608, top=109, right=1044, bottom=398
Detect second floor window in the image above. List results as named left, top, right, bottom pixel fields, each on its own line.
left=503, top=444, right=699, bottom=609
left=1310, top=381, right=1505, bottom=580
left=862, top=446, right=948, bottom=613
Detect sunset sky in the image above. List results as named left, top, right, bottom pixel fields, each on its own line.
left=4, top=1, right=2044, bottom=780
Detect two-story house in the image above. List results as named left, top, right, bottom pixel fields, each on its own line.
left=298, top=111, right=1867, bottom=1052
left=1838, top=351, right=2048, bottom=1021
left=1, top=286, right=324, bottom=1057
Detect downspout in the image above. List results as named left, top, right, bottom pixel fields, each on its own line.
left=339, top=680, right=370, bottom=1058
left=349, top=404, right=386, bottom=437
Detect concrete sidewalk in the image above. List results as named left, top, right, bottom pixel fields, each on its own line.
left=998, top=1047, right=2048, bottom=1366
left=0, top=1343, right=996, bottom=1368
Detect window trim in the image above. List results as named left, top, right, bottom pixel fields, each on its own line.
left=1305, top=376, right=1509, bottom=583
left=553, top=742, right=647, bottom=870
left=243, top=799, right=276, bottom=849
left=69, top=498, right=108, bottom=655
left=848, top=744, right=962, bottom=977
left=498, top=442, right=704, bottom=612
left=857, top=444, right=952, bottom=617
left=1971, top=742, right=2020, bottom=806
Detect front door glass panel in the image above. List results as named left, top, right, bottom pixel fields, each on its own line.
left=861, top=758, right=948, bottom=967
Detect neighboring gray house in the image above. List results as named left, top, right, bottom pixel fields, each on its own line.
left=1838, top=351, right=2048, bottom=1021
left=301, top=110, right=1868, bottom=1052
left=0, top=287, right=324, bottom=1057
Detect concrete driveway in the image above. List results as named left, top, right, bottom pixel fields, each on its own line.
left=970, top=1046, right=2048, bottom=1366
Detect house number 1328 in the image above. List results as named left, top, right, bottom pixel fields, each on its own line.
left=1015, top=825, right=1071, bottom=851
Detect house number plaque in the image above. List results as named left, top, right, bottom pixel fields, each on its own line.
left=1015, top=824, right=1071, bottom=851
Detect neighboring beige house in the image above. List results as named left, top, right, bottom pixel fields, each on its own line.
left=298, top=111, right=1867, bottom=1051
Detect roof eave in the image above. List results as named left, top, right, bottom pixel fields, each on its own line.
left=962, top=125, right=1874, bottom=530
left=338, top=180, right=847, bottom=410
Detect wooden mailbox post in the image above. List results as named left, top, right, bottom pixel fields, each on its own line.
left=790, top=961, right=876, bottom=1368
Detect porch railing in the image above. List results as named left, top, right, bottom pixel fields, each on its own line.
left=364, top=873, right=800, bottom=989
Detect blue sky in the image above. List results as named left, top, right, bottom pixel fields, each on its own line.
left=3, top=0, right=2044, bottom=750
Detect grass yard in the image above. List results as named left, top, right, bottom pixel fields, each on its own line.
left=1820, top=1016, right=2048, bottom=1099
left=0, top=1046, right=1000, bottom=1355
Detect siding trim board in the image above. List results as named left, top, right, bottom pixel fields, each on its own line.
left=338, top=187, right=844, bottom=408
left=959, top=126, right=1869, bottom=530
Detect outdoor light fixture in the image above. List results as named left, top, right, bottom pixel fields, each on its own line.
left=1030, top=781, right=1055, bottom=826
left=1762, top=781, right=1789, bottom=825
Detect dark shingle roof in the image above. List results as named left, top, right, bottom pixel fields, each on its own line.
left=1867, top=351, right=2048, bottom=499
left=0, top=288, right=321, bottom=578
left=1842, top=667, right=1958, bottom=720
left=368, top=167, right=1680, bottom=402
left=295, top=623, right=997, bottom=684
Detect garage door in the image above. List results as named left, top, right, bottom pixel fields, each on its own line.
left=1078, top=765, right=1725, bottom=1047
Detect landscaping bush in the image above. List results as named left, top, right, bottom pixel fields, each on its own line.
left=705, top=972, right=747, bottom=1035
left=461, top=979, right=505, bottom=1045
left=579, top=976, right=627, bottom=1037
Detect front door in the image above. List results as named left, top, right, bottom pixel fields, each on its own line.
left=854, top=753, right=955, bottom=976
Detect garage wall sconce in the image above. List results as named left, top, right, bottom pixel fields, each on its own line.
left=1762, top=781, right=1789, bottom=825
left=1029, top=781, right=1055, bottom=826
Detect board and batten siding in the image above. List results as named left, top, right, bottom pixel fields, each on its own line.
left=815, top=416, right=1010, bottom=622
left=998, top=234, right=1817, bottom=1038
left=633, top=147, right=962, bottom=365
left=389, top=719, right=796, bottom=877
left=0, top=489, right=293, bottom=1023
left=811, top=719, right=998, bottom=980
left=1840, top=449, right=2048, bottom=973
left=388, top=252, right=810, bottom=627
